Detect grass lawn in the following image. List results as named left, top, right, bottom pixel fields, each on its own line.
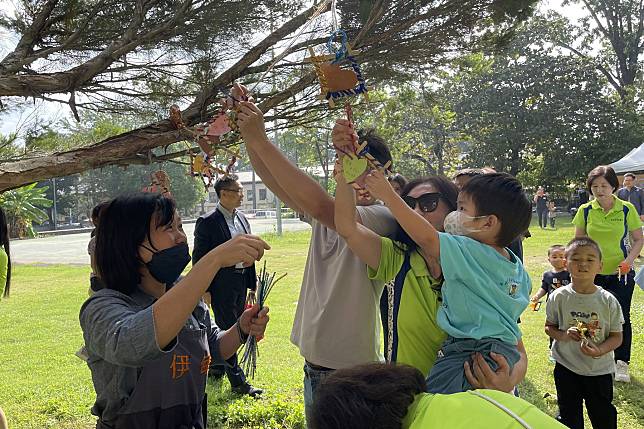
left=0, top=216, right=642, bottom=428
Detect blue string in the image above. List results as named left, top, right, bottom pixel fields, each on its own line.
left=327, top=29, right=348, bottom=63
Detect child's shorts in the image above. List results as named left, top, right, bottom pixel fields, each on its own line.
left=426, top=336, right=521, bottom=394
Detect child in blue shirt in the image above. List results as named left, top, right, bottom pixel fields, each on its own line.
left=365, top=171, right=532, bottom=393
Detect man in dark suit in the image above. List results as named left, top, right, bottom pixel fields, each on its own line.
left=192, top=175, right=262, bottom=397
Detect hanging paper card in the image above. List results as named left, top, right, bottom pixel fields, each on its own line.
left=343, top=156, right=368, bottom=183
left=208, top=113, right=232, bottom=136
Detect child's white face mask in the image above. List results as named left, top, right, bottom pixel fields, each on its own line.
left=443, top=211, right=487, bottom=236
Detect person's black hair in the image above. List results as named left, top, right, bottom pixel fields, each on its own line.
left=586, top=165, right=619, bottom=194
left=91, top=200, right=110, bottom=224
left=0, top=207, right=11, bottom=298
left=453, top=168, right=484, bottom=179
left=95, top=193, right=176, bottom=295
left=623, top=172, right=636, bottom=180
left=547, top=244, right=565, bottom=256
left=310, top=363, right=426, bottom=429
left=461, top=173, right=531, bottom=248
left=388, top=173, right=408, bottom=190
left=357, top=128, right=393, bottom=169
left=214, top=174, right=240, bottom=198
left=565, top=237, right=602, bottom=261
left=393, top=176, right=458, bottom=253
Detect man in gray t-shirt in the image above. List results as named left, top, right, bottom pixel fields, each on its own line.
left=239, top=109, right=396, bottom=424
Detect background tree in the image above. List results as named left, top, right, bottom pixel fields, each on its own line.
left=543, top=0, right=644, bottom=104
left=446, top=20, right=640, bottom=183
left=0, top=183, right=51, bottom=237
left=0, top=0, right=538, bottom=190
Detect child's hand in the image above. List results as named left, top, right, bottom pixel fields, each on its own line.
left=566, top=327, right=582, bottom=342
left=237, top=101, right=269, bottom=144
left=332, top=119, right=358, bottom=157
left=364, top=169, right=395, bottom=203
left=530, top=295, right=539, bottom=303
left=580, top=340, right=602, bottom=358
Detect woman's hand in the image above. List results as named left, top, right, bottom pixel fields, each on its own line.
left=211, top=234, right=270, bottom=268
left=237, top=101, right=269, bottom=145
left=464, top=352, right=516, bottom=393
left=364, top=169, right=396, bottom=203
left=239, top=304, right=270, bottom=339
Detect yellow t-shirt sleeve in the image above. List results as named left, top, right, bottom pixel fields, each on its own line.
left=368, top=237, right=404, bottom=282
left=571, top=205, right=586, bottom=229
left=0, top=248, right=8, bottom=298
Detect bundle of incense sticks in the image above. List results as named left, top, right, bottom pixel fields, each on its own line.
left=239, top=261, right=287, bottom=378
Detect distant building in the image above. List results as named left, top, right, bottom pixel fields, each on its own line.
left=203, top=168, right=332, bottom=214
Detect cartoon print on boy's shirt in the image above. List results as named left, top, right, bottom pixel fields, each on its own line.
left=570, top=311, right=602, bottom=342
left=509, top=282, right=518, bottom=296
left=550, top=277, right=569, bottom=290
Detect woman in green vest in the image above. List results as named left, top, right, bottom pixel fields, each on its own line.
left=335, top=170, right=527, bottom=391
left=573, top=165, right=642, bottom=383
left=0, top=207, right=11, bottom=299
left=310, top=363, right=566, bottom=429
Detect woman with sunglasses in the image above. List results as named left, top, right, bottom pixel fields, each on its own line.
left=336, top=173, right=453, bottom=378
left=335, top=171, right=527, bottom=392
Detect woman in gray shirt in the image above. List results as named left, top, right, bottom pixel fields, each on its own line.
left=80, top=193, right=270, bottom=429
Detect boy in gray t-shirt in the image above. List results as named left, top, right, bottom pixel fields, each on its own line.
left=545, top=237, right=624, bottom=429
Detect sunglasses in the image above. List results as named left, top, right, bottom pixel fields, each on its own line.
left=403, top=192, right=441, bottom=213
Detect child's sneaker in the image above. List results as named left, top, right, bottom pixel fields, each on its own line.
left=615, top=360, right=630, bottom=383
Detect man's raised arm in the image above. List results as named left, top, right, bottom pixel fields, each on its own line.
left=237, top=101, right=336, bottom=228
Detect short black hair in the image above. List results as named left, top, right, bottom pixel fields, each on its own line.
left=214, top=174, right=240, bottom=198
left=586, top=165, right=619, bottom=193
left=624, top=172, right=636, bottom=180
left=461, top=173, right=532, bottom=248
left=357, top=128, right=393, bottom=169
left=547, top=244, right=565, bottom=256
left=310, top=363, right=425, bottom=429
left=565, top=237, right=602, bottom=261
left=388, top=173, right=408, bottom=189
left=0, top=207, right=11, bottom=298
left=96, top=193, right=176, bottom=295
left=453, top=168, right=484, bottom=179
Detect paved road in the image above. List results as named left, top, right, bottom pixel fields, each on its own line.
left=11, top=218, right=310, bottom=265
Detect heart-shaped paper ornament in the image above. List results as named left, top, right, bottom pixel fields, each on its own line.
left=321, top=64, right=359, bottom=92
left=343, top=156, right=368, bottom=183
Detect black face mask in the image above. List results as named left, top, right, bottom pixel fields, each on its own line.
left=143, top=242, right=191, bottom=287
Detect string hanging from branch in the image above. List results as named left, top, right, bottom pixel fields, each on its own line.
left=169, top=103, right=240, bottom=190
left=306, top=21, right=393, bottom=186
left=239, top=261, right=287, bottom=379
